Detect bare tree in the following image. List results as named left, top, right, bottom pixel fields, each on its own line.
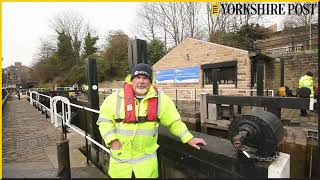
left=206, top=3, right=225, bottom=33
left=283, top=3, right=318, bottom=30
left=50, top=11, right=87, bottom=63
left=33, top=38, right=56, bottom=64
left=183, top=2, right=205, bottom=39
left=134, top=2, right=206, bottom=47
left=134, top=3, right=158, bottom=41
left=206, top=2, right=235, bottom=42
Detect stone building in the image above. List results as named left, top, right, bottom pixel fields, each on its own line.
left=152, top=37, right=318, bottom=100
left=2, top=62, right=35, bottom=89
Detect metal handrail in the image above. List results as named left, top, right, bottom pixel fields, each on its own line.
left=55, top=98, right=110, bottom=153
left=28, top=91, right=110, bottom=155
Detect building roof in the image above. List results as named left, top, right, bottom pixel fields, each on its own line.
left=153, top=37, right=248, bottom=69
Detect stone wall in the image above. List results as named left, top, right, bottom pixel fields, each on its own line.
left=265, top=52, right=318, bottom=93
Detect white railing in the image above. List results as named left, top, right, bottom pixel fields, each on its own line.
left=28, top=90, right=110, bottom=154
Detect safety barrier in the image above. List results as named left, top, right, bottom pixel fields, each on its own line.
left=27, top=90, right=110, bottom=156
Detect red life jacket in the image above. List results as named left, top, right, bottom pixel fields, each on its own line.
left=123, top=83, right=158, bottom=123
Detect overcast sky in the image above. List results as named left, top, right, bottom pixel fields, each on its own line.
left=2, top=2, right=287, bottom=69
left=2, top=2, right=139, bottom=68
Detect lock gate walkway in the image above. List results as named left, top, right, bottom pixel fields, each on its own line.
left=2, top=94, right=106, bottom=178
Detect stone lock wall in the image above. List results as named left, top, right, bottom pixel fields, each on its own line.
left=265, top=52, right=318, bottom=94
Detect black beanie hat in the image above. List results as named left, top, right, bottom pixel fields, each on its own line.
left=306, top=70, right=313, bottom=77
left=131, top=63, right=153, bottom=81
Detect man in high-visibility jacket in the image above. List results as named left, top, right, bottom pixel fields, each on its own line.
left=298, top=70, right=314, bottom=116
left=97, top=63, right=207, bottom=178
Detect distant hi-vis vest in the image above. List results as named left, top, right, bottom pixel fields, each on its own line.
left=299, top=75, right=314, bottom=97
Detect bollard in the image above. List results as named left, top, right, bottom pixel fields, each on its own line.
left=45, top=109, right=49, bottom=118
left=57, top=139, right=71, bottom=178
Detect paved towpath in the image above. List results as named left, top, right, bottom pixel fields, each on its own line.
left=2, top=94, right=106, bottom=178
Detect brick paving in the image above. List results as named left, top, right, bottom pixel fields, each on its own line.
left=2, top=94, right=106, bottom=178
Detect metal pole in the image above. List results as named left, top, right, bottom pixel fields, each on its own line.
left=280, top=58, right=284, bottom=87
left=309, top=14, right=312, bottom=50
left=175, top=89, right=178, bottom=108
left=57, top=139, right=71, bottom=178
left=83, top=107, right=89, bottom=165
left=45, top=109, right=49, bottom=118
left=85, top=58, right=101, bottom=165
left=194, top=89, right=197, bottom=111
left=62, top=103, right=67, bottom=140
left=85, top=58, right=101, bottom=142
left=256, top=59, right=264, bottom=96
left=212, top=69, right=218, bottom=95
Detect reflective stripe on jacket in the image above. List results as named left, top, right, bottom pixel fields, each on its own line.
left=97, top=75, right=193, bottom=178
left=299, top=75, right=314, bottom=97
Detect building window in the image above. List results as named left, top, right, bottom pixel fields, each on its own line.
left=201, top=61, right=237, bottom=86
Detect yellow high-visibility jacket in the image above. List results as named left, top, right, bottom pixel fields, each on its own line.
left=97, top=75, right=193, bottom=178
left=299, top=75, right=314, bottom=98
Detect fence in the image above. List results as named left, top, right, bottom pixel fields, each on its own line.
left=27, top=90, right=110, bottom=166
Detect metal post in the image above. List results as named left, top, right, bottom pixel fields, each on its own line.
left=194, top=89, right=197, bottom=111
left=83, top=107, right=89, bottom=165
left=212, top=69, right=218, bottom=95
left=128, top=39, right=148, bottom=71
left=56, top=101, right=71, bottom=178
left=45, top=109, right=49, bottom=118
left=175, top=89, right=178, bottom=108
left=256, top=59, right=264, bottom=96
left=309, top=14, right=312, bottom=50
left=85, top=58, right=101, bottom=165
left=56, top=139, right=71, bottom=178
left=280, top=58, right=284, bottom=87
left=62, top=102, right=67, bottom=140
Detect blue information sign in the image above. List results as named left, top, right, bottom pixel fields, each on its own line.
left=155, top=69, right=175, bottom=83
left=174, top=66, right=199, bottom=83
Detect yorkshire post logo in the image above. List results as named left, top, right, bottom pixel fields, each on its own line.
left=212, top=3, right=317, bottom=15
left=212, top=4, right=220, bottom=15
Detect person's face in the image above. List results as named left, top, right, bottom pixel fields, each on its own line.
left=131, top=75, right=151, bottom=96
